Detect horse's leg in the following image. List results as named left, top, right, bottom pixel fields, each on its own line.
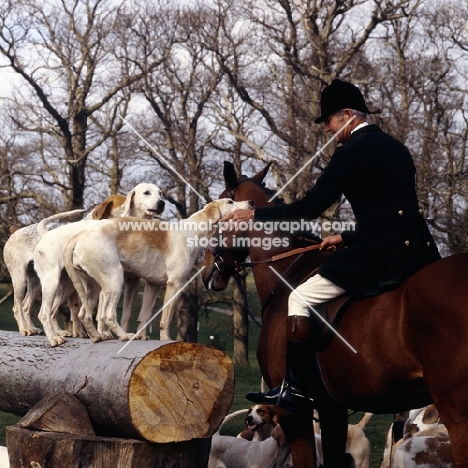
left=290, top=434, right=317, bottom=468
left=446, top=418, right=468, bottom=468
left=317, top=403, right=348, bottom=468
left=430, top=393, right=468, bottom=468
left=276, top=410, right=317, bottom=468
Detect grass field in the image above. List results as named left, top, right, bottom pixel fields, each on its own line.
left=0, top=281, right=394, bottom=467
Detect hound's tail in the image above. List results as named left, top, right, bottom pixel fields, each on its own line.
left=356, top=412, right=373, bottom=431
left=36, top=209, right=85, bottom=237
left=214, top=408, right=249, bottom=436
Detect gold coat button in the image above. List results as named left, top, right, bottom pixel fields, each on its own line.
left=427, top=241, right=431, bottom=247
left=404, top=240, right=410, bottom=246
left=398, top=210, right=404, bottom=216
left=419, top=209, right=423, bottom=215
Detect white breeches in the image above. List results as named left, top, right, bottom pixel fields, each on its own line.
left=288, top=274, right=347, bottom=317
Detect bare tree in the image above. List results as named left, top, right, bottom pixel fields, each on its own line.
left=128, top=4, right=224, bottom=217
left=203, top=0, right=418, bottom=203
left=418, top=3, right=468, bottom=254
left=376, top=1, right=468, bottom=254
left=0, top=0, right=155, bottom=215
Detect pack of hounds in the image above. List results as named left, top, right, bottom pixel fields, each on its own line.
left=3, top=182, right=251, bottom=346
left=209, top=403, right=454, bottom=468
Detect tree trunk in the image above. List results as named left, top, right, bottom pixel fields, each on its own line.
left=7, top=425, right=211, bottom=468
left=0, top=331, right=234, bottom=443
left=233, top=273, right=249, bottom=365
left=176, top=287, right=198, bottom=343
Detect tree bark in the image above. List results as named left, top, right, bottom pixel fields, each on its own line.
left=0, top=331, right=234, bottom=443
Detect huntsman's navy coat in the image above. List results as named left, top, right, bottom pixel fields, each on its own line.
left=254, top=124, right=440, bottom=297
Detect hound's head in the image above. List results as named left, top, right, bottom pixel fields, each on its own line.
left=123, top=183, right=165, bottom=218
left=245, top=404, right=277, bottom=432
left=203, top=198, right=253, bottom=221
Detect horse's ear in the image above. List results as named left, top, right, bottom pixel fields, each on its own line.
left=223, top=161, right=238, bottom=191
left=252, top=162, right=272, bottom=184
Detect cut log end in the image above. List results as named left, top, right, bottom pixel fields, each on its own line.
left=129, top=342, right=234, bottom=443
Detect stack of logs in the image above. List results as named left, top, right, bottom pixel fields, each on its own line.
left=0, top=331, right=235, bottom=468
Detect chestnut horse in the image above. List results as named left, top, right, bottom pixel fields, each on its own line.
left=202, top=161, right=468, bottom=468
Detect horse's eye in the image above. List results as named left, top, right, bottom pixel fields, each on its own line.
left=144, top=191, right=150, bottom=195
left=228, top=200, right=233, bottom=203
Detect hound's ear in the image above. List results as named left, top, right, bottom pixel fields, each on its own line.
left=204, top=202, right=222, bottom=221
left=422, top=405, right=439, bottom=425
left=223, top=161, right=238, bottom=191
left=120, top=189, right=136, bottom=217
left=252, top=162, right=272, bottom=184
left=92, top=200, right=115, bottom=220
left=271, top=423, right=287, bottom=446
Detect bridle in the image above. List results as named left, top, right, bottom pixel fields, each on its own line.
left=212, top=242, right=322, bottom=272
left=211, top=176, right=321, bottom=272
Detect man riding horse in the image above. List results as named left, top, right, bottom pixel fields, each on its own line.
left=221, top=79, right=440, bottom=413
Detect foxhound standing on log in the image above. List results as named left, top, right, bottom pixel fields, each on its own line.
left=62, top=198, right=253, bottom=342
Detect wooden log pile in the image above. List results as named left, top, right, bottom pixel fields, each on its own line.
left=0, top=331, right=235, bottom=467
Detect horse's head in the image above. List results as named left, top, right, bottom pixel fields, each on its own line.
left=201, top=161, right=280, bottom=291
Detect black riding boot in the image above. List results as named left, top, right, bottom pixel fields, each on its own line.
left=246, top=315, right=313, bottom=413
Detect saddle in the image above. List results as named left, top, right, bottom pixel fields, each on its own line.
left=310, top=294, right=354, bottom=351
left=306, top=295, right=355, bottom=406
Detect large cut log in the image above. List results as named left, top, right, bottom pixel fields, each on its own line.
left=0, top=331, right=234, bottom=443
left=7, top=425, right=211, bottom=468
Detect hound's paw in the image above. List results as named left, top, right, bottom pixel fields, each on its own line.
left=28, top=327, right=43, bottom=336
left=101, top=331, right=114, bottom=341
left=73, top=329, right=88, bottom=338
left=119, top=333, right=135, bottom=341
left=49, top=335, right=67, bottom=347
left=23, top=327, right=43, bottom=336
left=57, top=329, right=73, bottom=337
left=73, top=323, right=88, bottom=338
left=89, top=334, right=103, bottom=343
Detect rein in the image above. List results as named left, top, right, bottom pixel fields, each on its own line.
left=215, top=243, right=322, bottom=330
left=214, top=243, right=322, bottom=271
left=238, top=243, right=322, bottom=268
